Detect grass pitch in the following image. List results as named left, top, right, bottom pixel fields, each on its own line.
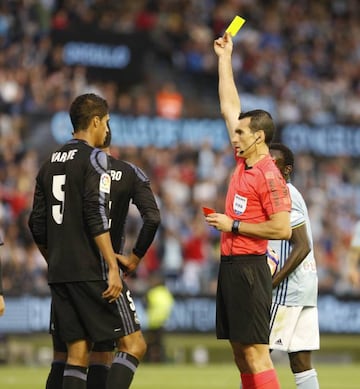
left=1, top=333, right=359, bottom=388
left=0, top=362, right=358, bottom=389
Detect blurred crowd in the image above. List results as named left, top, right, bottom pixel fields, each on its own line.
left=0, top=0, right=360, bottom=297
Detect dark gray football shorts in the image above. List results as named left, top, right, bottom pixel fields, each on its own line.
left=50, top=279, right=141, bottom=348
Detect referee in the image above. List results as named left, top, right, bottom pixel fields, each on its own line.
left=210, top=33, right=291, bottom=389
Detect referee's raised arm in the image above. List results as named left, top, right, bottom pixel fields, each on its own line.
left=214, top=32, right=240, bottom=141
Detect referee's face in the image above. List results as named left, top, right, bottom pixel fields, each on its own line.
left=233, top=117, right=258, bottom=157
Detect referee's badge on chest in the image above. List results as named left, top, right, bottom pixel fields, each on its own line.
left=233, top=194, right=247, bottom=215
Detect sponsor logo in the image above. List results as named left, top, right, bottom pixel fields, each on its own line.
left=100, top=173, right=111, bottom=193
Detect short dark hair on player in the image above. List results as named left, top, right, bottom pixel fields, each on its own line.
left=70, top=93, right=109, bottom=132
left=270, top=143, right=294, bottom=168
left=238, top=109, right=276, bottom=145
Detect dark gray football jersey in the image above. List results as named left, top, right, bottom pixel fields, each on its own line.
left=108, top=156, right=160, bottom=258
left=29, top=139, right=111, bottom=283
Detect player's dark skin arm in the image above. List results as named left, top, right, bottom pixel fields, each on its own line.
left=272, top=223, right=311, bottom=288
left=270, top=222, right=314, bottom=373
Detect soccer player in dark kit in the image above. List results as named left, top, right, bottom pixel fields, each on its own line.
left=29, top=93, right=159, bottom=389
left=44, top=126, right=161, bottom=389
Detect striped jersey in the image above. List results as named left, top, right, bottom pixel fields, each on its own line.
left=271, top=182, right=318, bottom=306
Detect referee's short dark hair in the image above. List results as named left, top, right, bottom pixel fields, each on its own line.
left=270, top=143, right=294, bottom=168
left=70, top=93, right=109, bottom=132
left=238, top=109, right=276, bottom=145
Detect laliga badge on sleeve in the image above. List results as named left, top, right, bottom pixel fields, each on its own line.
left=99, top=173, right=111, bottom=194
left=202, top=207, right=216, bottom=216
left=225, top=15, right=246, bottom=37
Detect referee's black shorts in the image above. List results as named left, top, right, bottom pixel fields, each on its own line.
left=216, top=254, right=272, bottom=344
left=50, top=280, right=141, bottom=345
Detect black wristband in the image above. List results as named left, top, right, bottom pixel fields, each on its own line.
left=232, top=220, right=241, bottom=234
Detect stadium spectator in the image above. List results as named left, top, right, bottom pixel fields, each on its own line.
left=210, top=31, right=291, bottom=389
left=181, top=217, right=210, bottom=295
left=269, top=143, right=320, bottom=389
left=155, top=81, right=184, bottom=119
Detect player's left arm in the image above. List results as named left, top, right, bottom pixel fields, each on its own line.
left=272, top=223, right=311, bottom=288
left=85, top=149, right=122, bottom=301
left=130, top=165, right=161, bottom=259
left=84, top=149, right=111, bottom=236
left=114, top=164, right=161, bottom=276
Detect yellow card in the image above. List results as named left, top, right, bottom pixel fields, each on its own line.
left=225, top=16, right=246, bottom=37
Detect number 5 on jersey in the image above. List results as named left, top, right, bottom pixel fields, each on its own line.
left=52, top=174, right=65, bottom=224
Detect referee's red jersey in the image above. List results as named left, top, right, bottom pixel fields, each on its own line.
left=221, top=154, right=291, bottom=256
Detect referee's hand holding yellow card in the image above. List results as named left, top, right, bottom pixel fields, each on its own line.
left=225, top=15, right=246, bottom=37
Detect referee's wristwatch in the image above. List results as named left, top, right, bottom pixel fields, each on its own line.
left=232, top=220, right=241, bottom=234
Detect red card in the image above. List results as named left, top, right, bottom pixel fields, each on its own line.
left=202, top=207, right=216, bottom=216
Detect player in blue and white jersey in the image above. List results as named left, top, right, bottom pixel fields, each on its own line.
left=269, top=143, right=320, bottom=389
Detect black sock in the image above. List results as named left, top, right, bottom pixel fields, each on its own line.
left=87, top=364, right=109, bottom=389
left=46, top=361, right=66, bottom=389
left=62, top=364, right=87, bottom=389
left=107, top=352, right=139, bottom=389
